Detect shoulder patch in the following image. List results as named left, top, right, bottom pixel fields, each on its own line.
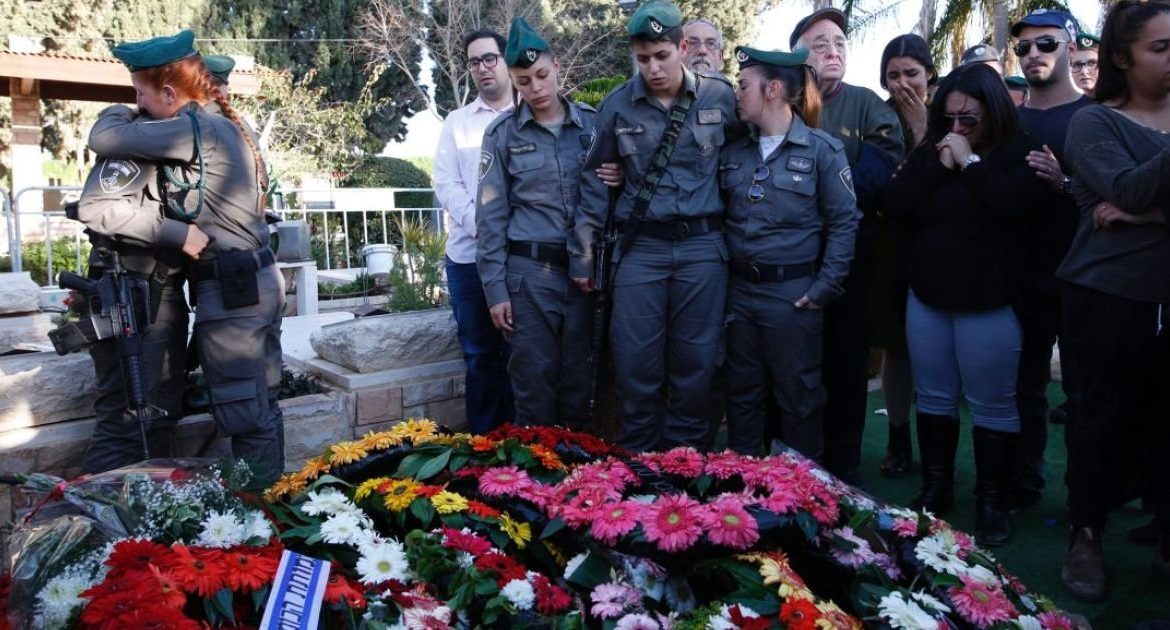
left=839, top=166, right=856, bottom=201
left=98, top=159, right=143, bottom=194
left=478, top=151, right=494, bottom=182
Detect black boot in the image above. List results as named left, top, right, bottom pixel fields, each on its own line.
left=910, top=413, right=959, bottom=514
left=880, top=422, right=914, bottom=478
left=973, top=426, right=1018, bottom=547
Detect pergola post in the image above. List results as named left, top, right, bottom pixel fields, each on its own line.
left=9, top=77, right=43, bottom=213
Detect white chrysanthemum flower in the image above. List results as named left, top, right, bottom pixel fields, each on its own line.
left=36, top=572, right=93, bottom=629
left=914, top=534, right=967, bottom=575
left=244, top=510, right=274, bottom=541
left=878, top=591, right=939, bottom=629
left=301, top=487, right=353, bottom=516
left=909, top=590, right=952, bottom=613
left=198, top=509, right=247, bottom=548
left=319, top=511, right=367, bottom=546
left=501, top=578, right=536, bottom=611
left=959, top=562, right=998, bottom=585
left=564, top=552, right=588, bottom=581
left=886, top=507, right=920, bottom=520
left=456, top=551, right=475, bottom=568
left=356, top=540, right=410, bottom=584
left=1013, top=615, right=1043, bottom=630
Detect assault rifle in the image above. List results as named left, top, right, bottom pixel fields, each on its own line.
left=586, top=194, right=619, bottom=418
left=49, top=240, right=164, bottom=460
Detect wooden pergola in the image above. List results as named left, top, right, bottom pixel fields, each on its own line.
left=0, top=50, right=260, bottom=211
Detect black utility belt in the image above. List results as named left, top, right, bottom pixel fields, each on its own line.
left=507, top=241, right=568, bottom=269
left=621, top=215, right=723, bottom=241
left=730, top=259, right=817, bottom=283
left=190, top=248, right=274, bottom=310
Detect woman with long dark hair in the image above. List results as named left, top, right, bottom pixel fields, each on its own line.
left=1056, top=0, right=1170, bottom=602
left=883, top=62, right=1048, bottom=547
left=719, top=46, right=859, bottom=457
left=89, top=31, right=285, bottom=488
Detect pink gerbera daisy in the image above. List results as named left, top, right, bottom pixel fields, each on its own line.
left=614, top=613, right=661, bottom=630
left=643, top=494, right=703, bottom=552
left=591, top=500, right=644, bottom=545
left=1038, top=612, right=1076, bottom=630
left=948, top=574, right=1017, bottom=628
left=702, top=498, right=760, bottom=549
left=478, top=465, right=533, bottom=497
left=704, top=451, right=749, bottom=480
left=591, top=582, right=639, bottom=619
left=892, top=517, right=919, bottom=538
left=657, top=446, right=704, bottom=478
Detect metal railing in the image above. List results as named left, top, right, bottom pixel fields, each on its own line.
left=1, top=186, right=447, bottom=287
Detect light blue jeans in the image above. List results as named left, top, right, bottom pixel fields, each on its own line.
left=905, top=291, right=1022, bottom=432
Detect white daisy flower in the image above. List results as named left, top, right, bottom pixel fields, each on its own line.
left=356, top=539, right=410, bottom=584
left=878, top=591, right=939, bottom=629
left=909, top=590, right=952, bottom=613
left=1014, top=615, right=1043, bottom=630
left=198, top=509, right=247, bottom=548
left=301, top=487, right=353, bottom=516
left=914, top=534, right=968, bottom=575
left=36, top=572, right=93, bottom=629
left=958, top=562, right=998, bottom=585
left=244, top=510, right=275, bottom=541
left=319, top=511, right=367, bottom=546
left=501, top=578, right=536, bottom=611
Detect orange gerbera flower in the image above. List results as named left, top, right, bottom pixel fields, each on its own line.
left=529, top=444, right=566, bottom=470
left=328, top=441, right=370, bottom=465
left=469, top=435, right=497, bottom=452
left=224, top=550, right=278, bottom=593
left=169, top=545, right=227, bottom=598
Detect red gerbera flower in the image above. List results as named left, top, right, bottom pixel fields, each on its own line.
left=81, top=590, right=144, bottom=627
left=532, top=574, right=572, bottom=615
left=105, top=539, right=173, bottom=578
left=415, top=484, right=443, bottom=498
left=779, top=598, right=822, bottom=630
left=726, top=603, right=772, bottom=630
left=80, top=569, right=156, bottom=603
left=170, top=544, right=228, bottom=598
left=223, top=549, right=278, bottom=592
left=149, top=565, right=187, bottom=610
left=441, top=527, right=494, bottom=556
left=467, top=500, right=502, bottom=518
left=474, top=552, right=526, bottom=585
left=104, top=603, right=202, bottom=630
left=323, top=571, right=368, bottom=609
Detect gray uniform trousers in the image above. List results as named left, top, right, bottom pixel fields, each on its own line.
left=725, top=276, right=826, bottom=459
left=505, top=255, right=594, bottom=428
left=193, top=264, right=285, bottom=487
left=82, top=280, right=188, bottom=472
left=610, top=230, right=728, bottom=452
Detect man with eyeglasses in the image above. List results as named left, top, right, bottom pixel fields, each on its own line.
left=1070, top=33, right=1099, bottom=96
left=681, top=18, right=723, bottom=73
left=1007, top=9, right=1093, bottom=516
left=789, top=7, right=903, bottom=487
left=433, top=28, right=517, bottom=434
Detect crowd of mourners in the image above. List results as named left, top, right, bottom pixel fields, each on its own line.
left=431, top=0, right=1170, bottom=605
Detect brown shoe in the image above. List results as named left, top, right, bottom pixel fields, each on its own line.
left=1062, top=527, right=1107, bottom=603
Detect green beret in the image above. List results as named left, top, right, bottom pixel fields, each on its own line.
left=627, top=1, right=682, bottom=39
left=204, top=54, right=235, bottom=83
left=734, top=45, right=809, bottom=69
left=1005, top=75, right=1029, bottom=90
left=1077, top=33, right=1100, bottom=50
left=504, top=17, right=549, bottom=68
left=111, top=29, right=198, bottom=72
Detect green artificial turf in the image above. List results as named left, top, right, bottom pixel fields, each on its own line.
left=857, top=384, right=1170, bottom=628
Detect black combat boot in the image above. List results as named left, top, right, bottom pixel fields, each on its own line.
left=973, top=426, right=1018, bottom=547
left=910, top=413, right=959, bottom=514
left=879, top=421, right=914, bottom=478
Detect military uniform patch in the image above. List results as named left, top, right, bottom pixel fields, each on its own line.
left=509, top=143, right=537, bottom=155
left=786, top=156, right=814, bottom=173
left=839, top=166, right=856, bottom=201
left=98, top=159, right=142, bottom=194
left=698, top=109, right=722, bottom=124
left=616, top=124, right=645, bottom=135
left=478, top=151, right=494, bottom=182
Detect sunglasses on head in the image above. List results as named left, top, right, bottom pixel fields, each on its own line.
left=944, top=114, right=981, bottom=129
left=747, top=165, right=770, bottom=202
left=1013, top=36, right=1066, bottom=56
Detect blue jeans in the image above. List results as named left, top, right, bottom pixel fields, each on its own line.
left=446, top=257, right=513, bottom=433
left=905, top=291, right=1022, bottom=432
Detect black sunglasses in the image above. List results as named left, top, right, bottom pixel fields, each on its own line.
left=1013, top=37, right=1066, bottom=56
left=747, top=165, right=770, bottom=202
left=944, top=114, right=981, bottom=129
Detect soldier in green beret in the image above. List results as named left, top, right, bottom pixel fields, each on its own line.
left=203, top=54, right=235, bottom=100
left=719, top=46, right=859, bottom=457
left=1005, top=75, right=1029, bottom=106
left=570, top=0, right=738, bottom=452
left=87, top=30, right=285, bottom=488
left=475, top=17, right=605, bottom=427
left=1071, top=33, right=1099, bottom=96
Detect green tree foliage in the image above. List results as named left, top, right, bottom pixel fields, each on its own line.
left=929, top=0, right=1073, bottom=66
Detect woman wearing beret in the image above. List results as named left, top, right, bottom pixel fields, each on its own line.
left=719, top=46, right=860, bottom=458
left=89, top=30, right=285, bottom=488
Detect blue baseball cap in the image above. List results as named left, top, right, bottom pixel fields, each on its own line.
left=1011, top=9, right=1080, bottom=43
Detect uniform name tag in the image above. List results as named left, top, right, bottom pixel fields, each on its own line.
left=616, top=124, right=645, bottom=135
left=259, top=550, right=330, bottom=630
left=509, top=143, right=537, bottom=154
left=719, top=162, right=742, bottom=172
left=786, top=156, right=814, bottom=173
left=698, top=109, right=722, bottom=124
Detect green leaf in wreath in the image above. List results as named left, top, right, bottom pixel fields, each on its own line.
left=410, top=497, right=436, bottom=525
left=694, top=474, right=714, bottom=496
left=211, top=588, right=237, bottom=625
left=475, top=577, right=500, bottom=596
left=567, top=550, right=613, bottom=590
left=541, top=517, right=566, bottom=540
left=396, top=453, right=425, bottom=477
left=932, top=572, right=962, bottom=588
left=848, top=509, right=876, bottom=530
left=416, top=449, right=453, bottom=480
left=449, top=453, right=469, bottom=472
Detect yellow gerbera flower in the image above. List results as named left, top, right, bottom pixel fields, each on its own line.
left=355, top=477, right=390, bottom=501
left=430, top=490, right=469, bottom=514
left=328, top=440, right=370, bottom=465
left=301, top=456, right=331, bottom=478
left=498, top=512, right=532, bottom=549
left=381, top=479, right=420, bottom=512
left=392, top=418, right=439, bottom=443
left=358, top=430, right=402, bottom=451
left=265, top=476, right=295, bottom=501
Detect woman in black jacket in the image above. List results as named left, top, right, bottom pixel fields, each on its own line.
left=883, top=63, right=1048, bottom=547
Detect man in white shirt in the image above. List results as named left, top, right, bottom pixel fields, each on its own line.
left=433, top=29, right=515, bottom=433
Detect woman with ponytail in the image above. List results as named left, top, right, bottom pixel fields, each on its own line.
left=89, top=30, right=285, bottom=488
left=718, top=46, right=860, bottom=458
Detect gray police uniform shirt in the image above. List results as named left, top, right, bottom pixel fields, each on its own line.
left=476, top=98, right=597, bottom=307
left=88, top=102, right=266, bottom=255
left=720, top=116, right=861, bottom=304
left=78, top=150, right=183, bottom=250
left=570, top=68, right=738, bottom=278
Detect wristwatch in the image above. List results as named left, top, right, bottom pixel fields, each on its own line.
left=960, top=153, right=982, bottom=171
left=1060, top=176, right=1073, bottom=195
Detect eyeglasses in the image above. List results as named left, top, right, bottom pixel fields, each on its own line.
left=808, top=39, right=847, bottom=55
left=686, top=38, right=722, bottom=51
left=466, top=53, right=501, bottom=70
left=747, top=165, right=770, bottom=202
left=1071, top=59, right=1098, bottom=71
left=1013, top=37, right=1067, bottom=57
left=944, top=114, right=981, bottom=129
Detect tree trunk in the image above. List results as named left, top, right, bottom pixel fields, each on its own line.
left=992, top=0, right=1009, bottom=52
left=917, top=0, right=937, bottom=39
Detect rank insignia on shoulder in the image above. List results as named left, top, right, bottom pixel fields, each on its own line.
left=839, top=166, right=856, bottom=201
left=509, top=143, right=537, bottom=155
left=786, top=156, right=814, bottom=173
left=698, top=109, right=722, bottom=124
